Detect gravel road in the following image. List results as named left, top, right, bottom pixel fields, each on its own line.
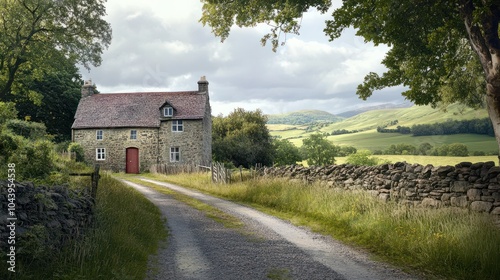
left=120, top=178, right=420, bottom=280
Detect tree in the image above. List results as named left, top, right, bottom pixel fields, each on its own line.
left=385, top=143, right=417, bottom=155
left=346, top=150, right=380, bottom=166
left=336, top=145, right=357, bottom=157
left=447, top=143, right=469, bottom=157
left=199, top=1, right=500, bottom=160
left=0, top=0, right=112, bottom=101
left=272, top=138, right=302, bottom=166
left=418, top=142, right=434, bottom=155
left=301, top=133, right=337, bottom=166
left=212, top=108, right=273, bottom=168
left=14, top=57, right=82, bottom=142
left=0, top=101, right=17, bottom=125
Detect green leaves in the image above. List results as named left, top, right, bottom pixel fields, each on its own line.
left=301, top=133, right=336, bottom=166
left=200, top=0, right=331, bottom=51
left=0, top=0, right=112, bottom=99
left=212, top=108, right=273, bottom=167
left=272, top=138, right=302, bottom=166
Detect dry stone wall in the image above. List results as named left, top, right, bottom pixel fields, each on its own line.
left=263, top=161, right=500, bottom=215
left=0, top=180, right=94, bottom=254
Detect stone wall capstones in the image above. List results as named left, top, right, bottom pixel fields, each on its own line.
left=263, top=161, right=500, bottom=215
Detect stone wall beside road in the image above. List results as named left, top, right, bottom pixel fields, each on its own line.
left=263, top=161, right=500, bottom=215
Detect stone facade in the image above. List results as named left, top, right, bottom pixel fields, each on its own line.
left=74, top=119, right=211, bottom=172
left=73, top=127, right=159, bottom=172
left=263, top=161, right=500, bottom=215
left=72, top=77, right=212, bottom=173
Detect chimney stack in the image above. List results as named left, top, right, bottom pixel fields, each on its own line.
left=197, top=76, right=209, bottom=93
left=81, top=80, right=95, bottom=98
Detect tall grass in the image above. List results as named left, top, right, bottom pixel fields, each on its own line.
left=143, top=172, right=500, bottom=280
left=7, top=173, right=167, bottom=279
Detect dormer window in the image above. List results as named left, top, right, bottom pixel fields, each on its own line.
left=163, top=107, right=173, bottom=117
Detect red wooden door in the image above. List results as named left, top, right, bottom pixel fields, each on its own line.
left=126, top=148, right=139, bottom=174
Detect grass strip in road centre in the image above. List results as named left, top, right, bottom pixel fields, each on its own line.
left=117, top=175, right=244, bottom=231
left=138, top=172, right=500, bottom=280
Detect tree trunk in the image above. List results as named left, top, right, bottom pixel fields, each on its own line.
left=485, top=92, right=500, bottom=164
left=483, top=51, right=500, bottom=165
left=462, top=2, right=500, bottom=163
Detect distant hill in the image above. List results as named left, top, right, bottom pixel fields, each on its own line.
left=336, top=102, right=414, bottom=118
left=266, top=110, right=344, bottom=125
left=267, top=104, right=496, bottom=153
left=321, top=103, right=489, bottom=133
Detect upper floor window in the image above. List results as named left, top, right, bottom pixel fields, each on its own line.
left=130, top=130, right=137, bottom=140
left=172, top=120, right=183, bottom=132
left=163, top=107, right=173, bottom=117
left=96, top=130, right=103, bottom=140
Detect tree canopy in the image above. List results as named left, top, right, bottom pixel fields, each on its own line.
left=0, top=0, right=112, bottom=101
left=272, top=138, right=302, bottom=166
left=301, top=133, right=337, bottom=166
left=200, top=1, right=500, bottom=157
left=212, top=108, right=273, bottom=168
left=15, top=57, right=82, bottom=142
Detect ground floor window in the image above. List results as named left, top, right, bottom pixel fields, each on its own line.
left=96, top=148, right=106, bottom=160
left=170, top=147, right=180, bottom=162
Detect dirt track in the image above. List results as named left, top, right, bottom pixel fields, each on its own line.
left=120, top=178, right=419, bottom=280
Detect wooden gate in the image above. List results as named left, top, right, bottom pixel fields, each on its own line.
left=126, top=147, right=139, bottom=174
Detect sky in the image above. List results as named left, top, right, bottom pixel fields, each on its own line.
left=80, top=0, right=410, bottom=116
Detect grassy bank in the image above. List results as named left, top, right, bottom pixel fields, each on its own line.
left=10, top=174, right=167, bottom=279
left=142, top=172, right=500, bottom=280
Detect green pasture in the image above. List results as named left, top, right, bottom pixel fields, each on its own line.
left=286, top=129, right=498, bottom=154
left=328, top=131, right=498, bottom=152
left=267, top=124, right=305, bottom=131
left=321, top=104, right=488, bottom=133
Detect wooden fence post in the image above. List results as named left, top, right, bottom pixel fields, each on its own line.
left=91, top=165, right=100, bottom=199
left=69, top=164, right=100, bottom=199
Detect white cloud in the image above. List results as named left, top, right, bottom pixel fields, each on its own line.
left=80, top=0, right=409, bottom=116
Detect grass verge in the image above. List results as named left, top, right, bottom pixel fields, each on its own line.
left=141, top=172, right=500, bottom=280
left=7, top=173, right=168, bottom=279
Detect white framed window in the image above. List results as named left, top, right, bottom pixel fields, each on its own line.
left=96, top=148, right=106, bottom=160
left=172, top=120, right=183, bottom=132
left=130, top=130, right=137, bottom=140
left=96, top=130, right=103, bottom=140
left=163, top=107, right=173, bottom=117
left=170, top=147, right=180, bottom=162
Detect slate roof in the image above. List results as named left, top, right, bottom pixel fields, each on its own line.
left=72, top=91, right=208, bottom=129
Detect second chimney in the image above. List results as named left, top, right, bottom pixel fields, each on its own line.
left=197, top=76, right=209, bottom=93
left=81, top=80, right=96, bottom=98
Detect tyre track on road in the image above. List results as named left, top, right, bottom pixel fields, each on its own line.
left=121, top=178, right=419, bottom=280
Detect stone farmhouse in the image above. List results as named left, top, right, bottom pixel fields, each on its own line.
left=71, top=77, right=212, bottom=173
